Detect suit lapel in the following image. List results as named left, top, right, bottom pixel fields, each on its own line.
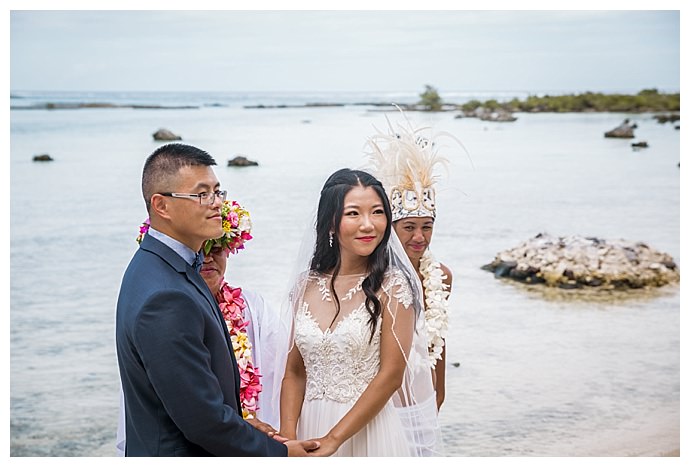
left=186, top=267, right=227, bottom=329
left=140, top=235, right=242, bottom=408
left=140, top=236, right=237, bottom=357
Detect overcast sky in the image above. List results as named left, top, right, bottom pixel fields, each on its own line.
left=9, top=9, right=681, bottom=94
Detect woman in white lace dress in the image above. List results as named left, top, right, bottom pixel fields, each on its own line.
left=278, top=168, right=440, bottom=457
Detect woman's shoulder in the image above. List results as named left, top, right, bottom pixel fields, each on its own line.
left=379, top=267, right=414, bottom=309
left=423, top=250, right=453, bottom=288
left=288, top=270, right=321, bottom=301
left=383, top=266, right=410, bottom=284
left=293, top=269, right=323, bottom=284
left=382, top=267, right=416, bottom=296
left=439, top=262, right=453, bottom=284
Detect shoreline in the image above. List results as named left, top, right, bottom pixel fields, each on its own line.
left=10, top=102, right=200, bottom=110
left=10, top=90, right=680, bottom=114
left=9, top=100, right=681, bottom=115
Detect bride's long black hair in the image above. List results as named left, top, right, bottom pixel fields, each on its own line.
left=310, top=168, right=392, bottom=341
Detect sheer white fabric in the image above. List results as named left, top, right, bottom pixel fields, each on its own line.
left=241, top=289, right=281, bottom=428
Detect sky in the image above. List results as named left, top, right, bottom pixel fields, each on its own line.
left=8, top=6, right=682, bottom=95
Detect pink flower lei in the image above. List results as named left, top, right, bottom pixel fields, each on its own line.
left=216, top=281, right=262, bottom=419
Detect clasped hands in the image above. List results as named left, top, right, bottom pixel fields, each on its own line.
left=248, top=417, right=337, bottom=456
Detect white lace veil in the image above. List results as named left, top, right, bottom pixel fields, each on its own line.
left=271, top=172, right=444, bottom=456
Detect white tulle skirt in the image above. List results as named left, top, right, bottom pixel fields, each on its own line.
left=297, top=397, right=412, bottom=456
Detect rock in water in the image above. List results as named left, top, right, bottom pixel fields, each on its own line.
left=482, top=233, right=679, bottom=290
left=227, top=155, right=259, bottom=167
left=152, top=128, right=182, bottom=141
left=604, top=119, right=635, bottom=138
left=653, top=114, right=680, bottom=124
left=33, top=154, right=54, bottom=162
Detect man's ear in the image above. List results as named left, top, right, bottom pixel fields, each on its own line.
left=150, top=194, right=172, bottom=221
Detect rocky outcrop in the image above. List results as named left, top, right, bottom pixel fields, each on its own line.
left=227, top=155, right=258, bottom=167
left=12, top=102, right=198, bottom=110
left=32, top=154, right=53, bottom=162
left=152, top=129, right=182, bottom=141
left=604, top=119, right=636, bottom=138
left=482, top=233, right=679, bottom=290
left=459, top=106, right=517, bottom=122
left=653, top=113, right=680, bottom=124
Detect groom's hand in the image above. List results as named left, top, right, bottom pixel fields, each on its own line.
left=285, top=439, right=320, bottom=456
left=269, top=432, right=289, bottom=443
left=247, top=417, right=277, bottom=436
left=246, top=417, right=289, bottom=442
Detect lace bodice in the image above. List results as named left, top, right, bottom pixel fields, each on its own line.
left=295, top=301, right=381, bottom=403
left=293, top=270, right=413, bottom=403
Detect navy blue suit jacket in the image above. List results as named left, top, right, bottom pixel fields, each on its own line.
left=116, top=235, right=286, bottom=456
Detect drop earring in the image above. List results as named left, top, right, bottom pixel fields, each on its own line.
left=329, top=232, right=334, bottom=248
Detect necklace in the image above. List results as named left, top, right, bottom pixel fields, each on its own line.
left=216, top=281, right=262, bottom=419
left=419, top=249, right=450, bottom=369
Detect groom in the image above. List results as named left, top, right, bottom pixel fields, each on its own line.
left=116, top=143, right=318, bottom=456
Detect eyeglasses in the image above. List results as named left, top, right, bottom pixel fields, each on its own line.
left=158, top=190, right=227, bottom=206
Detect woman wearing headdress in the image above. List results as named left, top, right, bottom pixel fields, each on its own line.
left=276, top=168, right=441, bottom=456
left=365, top=113, right=455, bottom=411
left=117, top=200, right=282, bottom=455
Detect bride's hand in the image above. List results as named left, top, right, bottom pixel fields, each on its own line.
left=308, top=435, right=340, bottom=457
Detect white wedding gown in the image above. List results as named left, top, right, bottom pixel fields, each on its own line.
left=293, top=271, right=413, bottom=456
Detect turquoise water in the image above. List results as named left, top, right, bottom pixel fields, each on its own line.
left=9, top=92, right=680, bottom=456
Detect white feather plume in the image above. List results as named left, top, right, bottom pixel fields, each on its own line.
left=363, top=107, right=460, bottom=195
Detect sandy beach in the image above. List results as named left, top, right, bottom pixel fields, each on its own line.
left=578, top=411, right=679, bottom=457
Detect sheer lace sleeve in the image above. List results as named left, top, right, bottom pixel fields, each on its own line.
left=383, top=268, right=444, bottom=456
left=382, top=268, right=415, bottom=360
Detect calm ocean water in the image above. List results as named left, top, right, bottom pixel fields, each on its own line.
left=9, top=91, right=680, bottom=456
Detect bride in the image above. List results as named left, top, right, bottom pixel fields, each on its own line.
left=276, top=168, right=442, bottom=456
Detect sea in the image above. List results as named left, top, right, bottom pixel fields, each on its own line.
left=8, top=90, right=680, bottom=456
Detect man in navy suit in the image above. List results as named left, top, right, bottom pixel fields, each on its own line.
left=116, top=143, right=318, bottom=456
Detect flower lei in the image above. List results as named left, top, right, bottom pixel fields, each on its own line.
left=203, top=200, right=253, bottom=255
left=136, top=200, right=253, bottom=255
left=216, top=281, right=262, bottom=419
left=419, top=249, right=450, bottom=369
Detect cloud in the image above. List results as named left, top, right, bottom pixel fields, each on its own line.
left=9, top=10, right=680, bottom=93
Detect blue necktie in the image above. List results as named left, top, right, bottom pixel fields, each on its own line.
left=192, top=252, right=203, bottom=273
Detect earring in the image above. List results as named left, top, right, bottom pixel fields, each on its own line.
left=329, top=232, right=334, bottom=248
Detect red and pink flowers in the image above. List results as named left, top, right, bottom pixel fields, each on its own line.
left=206, top=200, right=253, bottom=255
left=136, top=200, right=253, bottom=257
left=216, top=282, right=262, bottom=419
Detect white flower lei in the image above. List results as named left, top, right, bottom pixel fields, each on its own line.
left=420, top=249, right=450, bottom=369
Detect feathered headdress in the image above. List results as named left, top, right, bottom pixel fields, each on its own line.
left=365, top=108, right=461, bottom=221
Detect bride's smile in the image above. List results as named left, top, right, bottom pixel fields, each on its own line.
left=337, top=185, right=387, bottom=270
